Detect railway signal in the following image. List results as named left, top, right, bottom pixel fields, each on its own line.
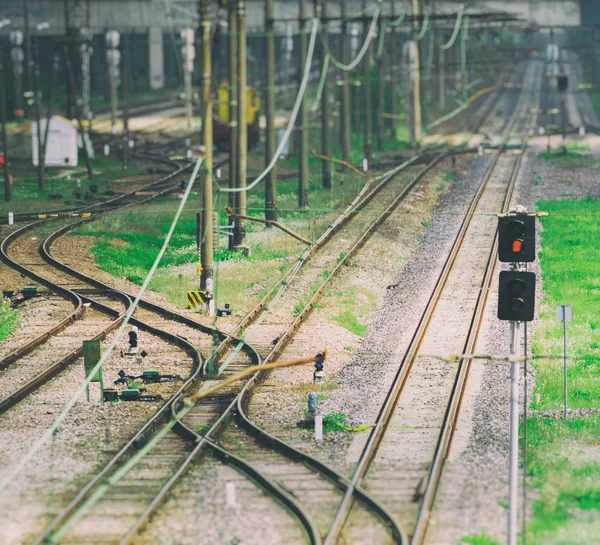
left=498, top=214, right=536, bottom=262
left=498, top=271, right=536, bottom=322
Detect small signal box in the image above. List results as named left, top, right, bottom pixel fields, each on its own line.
left=498, top=271, right=536, bottom=322
left=498, top=215, right=536, bottom=263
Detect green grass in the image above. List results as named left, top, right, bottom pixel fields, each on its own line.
left=526, top=416, right=600, bottom=545
left=332, top=310, right=368, bottom=337
left=0, top=299, right=19, bottom=342
left=525, top=197, right=600, bottom=543
left=532, top=198, right=600, bottom=411
left=459, top=532, right=502, bottom=545
left=538, top=148, right=599, bottom=169
left=0, top=154, right=148, bottom=215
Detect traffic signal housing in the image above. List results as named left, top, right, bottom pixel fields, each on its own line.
left=498, top=271, right=536, bottom=322
left=498, top=215, right=536, bottom=263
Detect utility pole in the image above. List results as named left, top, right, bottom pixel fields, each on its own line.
left=9, top=31, right=25, bottom=119
left=200, top=0, right=214, bottom=297
left=362, top=0, right=372, bottom=161
left=438, top=31, right=446, bottom=112
left=228, top=0, right=238, bottom=227
left=412, top=0, right=423, bottom=147
left=32, top=43, right=45, bottom=190
left=121, top=51, right=129, bottom=170
left=181, top=28, right=195, bottom=130
left=297, top=0, right=309, bottom=208
left=265, top=0, right=278, bottom=219
left=106, top=31, right=120, bottom=134
left=340, top=0, right=351, bottom=162
left=376, top=14, right=384, bottom=152
left=233, top=0, right=247, bottom=248
left=0, top=56, right=11, bottom=202
left=389, top=0, right=397, bottom=139
left=318, top=0, right=332, bottom=188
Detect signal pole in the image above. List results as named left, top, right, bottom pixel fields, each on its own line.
left=32, top=42, right=45, bottom=189
left=362, top=0, right=372, bottom=161
left=340, top=0, right=351, bottom=162
left=318, top=0, right=332, bottom=188
left=121, top=51, right=129, bottom=170
left=228, top=0, right=238, bottom=223
left=298, top=0, right=309, bottom=209
left=200, top=0, right=214, bottom=297
left=265, top=0, right=278, bottom=220
left=233, top=0, right=247, bottom=248
left=0, top=56, right=11, bottom=202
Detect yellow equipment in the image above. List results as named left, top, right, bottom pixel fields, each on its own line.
left=217, top=82, right=261, bottom=125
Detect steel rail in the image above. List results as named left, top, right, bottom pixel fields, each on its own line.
left=322, top=59, right=537, bottom=545
left=410, top=58, right=538, bottom=545
left=124, top=155, right=450, bottom=545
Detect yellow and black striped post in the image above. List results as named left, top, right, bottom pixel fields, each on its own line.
left=187, top=290, right=206, bottom=310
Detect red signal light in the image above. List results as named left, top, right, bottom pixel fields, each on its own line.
left=511, top=239, right=524, bottom=253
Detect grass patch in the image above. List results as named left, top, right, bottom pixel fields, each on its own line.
left=526, top=197, right=600, bottom=543
left=459, top=531, right=502, bottom=545
left=532, top=198, right=600, bottom=410
left=332, top=310, right=368, bottom=337
left=0, top=299, right=19, bottom=342
left=538, top=148, right=598, bottom=169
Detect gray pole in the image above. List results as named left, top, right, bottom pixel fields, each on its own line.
left=318, top=0, right=332, bottom=188
left=200, top=0, right=214, bottom=294
left=509, top=320, right=520, bottom=545
left=297, top=0, right=309, bottom=209
left=389, top=0, right=397, bottom=139
left=341, top=1, right=351, bottom=162
left=122, top=51, right=129, bottom=171
left=228, top=0, right=238, bottom=223
left=233, top=0, right=247, bottom=247
left=265, top=0, right=278, bottom=220
left=0, top=56, right=11, bottom=202
left=375, top=15, right=384, bottom=152
left=362, top=0, right=372, bottom=161
left=523, top=322, right=528, bottom=545
left=32, top=42, right=45, bottom=190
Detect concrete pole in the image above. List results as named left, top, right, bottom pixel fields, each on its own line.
left=265, top=0, right=278, bottom=220
left=318, top=0, right=332, bottom=188
left=376, top=15, right=384, bottom=152
left=389, top=0, right=397, bottom=139
left=341, top=1, right=351, bottom=162
left=32, top=42, right=45, bottom=190
left=121, top=51, right=129, bottom=170
left=362, top=0, right=372, bottom=161
left=184, top=29, right=194, bottom=130
left=0, top=56, right=11, bottom=202
left=228, top=1, right=238, bottom=220
left=298, top=0, right=309, bottom=209
left=412, top=0, right=422, bottom=146
left=233, top=0, right=247, bottom=248
left=438, top=33, right=445, bottom=112
left=200, top=0, right=214, bottom=293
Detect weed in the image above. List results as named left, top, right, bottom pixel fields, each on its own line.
left=421, top=219, right=431, bottom=228
left=336, top=251, right=348, bottom=265
left=196, top=424, right=211, bottom=435
left=441, top=169, right=456, bottom=182
left=345, top=345, right=355, bottom=352
left=533, top=175, right=542, bottom=186
left=0, top=299, right=19, bottom=343
left=459, top=531, right=502, bottom=545
left=538, top=149, right=598, bottom=168
left=322, top=412, right=349, bottom=433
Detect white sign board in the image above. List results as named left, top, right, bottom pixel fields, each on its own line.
left=32, top=116, right=78, bottom=167
left=148, top=27, right=164, bottom=90
left=556, top=305, right=573, bottom=323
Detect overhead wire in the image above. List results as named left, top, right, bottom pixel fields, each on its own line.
left=0, top=156, right=205, bottom=495
left=440, top=3, right=465, bottom=50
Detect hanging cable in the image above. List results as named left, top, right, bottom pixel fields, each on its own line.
left=440, top=3, right=465, bottom=50
left=389, top=4, right=407, bottom=27
left=311, top=53, right=330, bottom=113
left=320, top=3, right=381, bottom=72
left=415, top=10, right=429, bottom=41
left=217, top=18, right=319, bottom=194
left=375, top=21, right=386, bottom=59
left=0, top=157, right=205, bottom=494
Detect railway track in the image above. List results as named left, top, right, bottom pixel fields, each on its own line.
left=22, top=148, right=452, bottom=544
left=314, top=60, right=539, bottom=545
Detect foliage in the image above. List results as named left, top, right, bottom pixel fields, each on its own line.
left=332, top=310, right=368, bottom=337
left=322, top=412, right=349, bottom=433
left=538, top=148, right=598, bottom=168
